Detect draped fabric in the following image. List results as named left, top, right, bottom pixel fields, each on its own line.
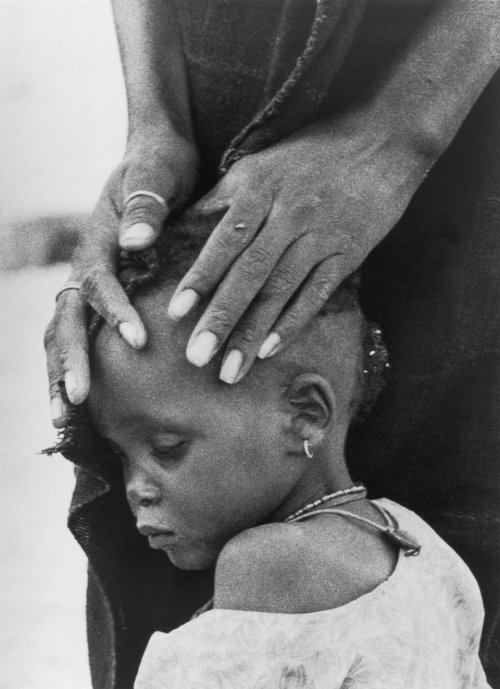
left=51, top=1, right=500, bottom=687
left=173, top=0, right=368, bottom=180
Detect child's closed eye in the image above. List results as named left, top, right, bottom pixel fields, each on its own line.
left=151, top=440, right=187, bottom=463
left=102, top=435, right=187, bottom=468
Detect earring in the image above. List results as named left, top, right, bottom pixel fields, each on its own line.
left=303, top=439, right=314, bottom=459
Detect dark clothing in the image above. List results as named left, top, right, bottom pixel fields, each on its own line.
left=60, top=2, right=500, bottom=687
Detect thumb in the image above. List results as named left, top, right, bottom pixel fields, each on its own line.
left=119, top=190, right=169, bottom=251
left=118, top=157, right=173, bottom=250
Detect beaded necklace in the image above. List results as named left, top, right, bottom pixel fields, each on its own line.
left=283, top=483, right=367, bottom=522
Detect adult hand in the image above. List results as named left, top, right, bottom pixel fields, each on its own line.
left=167, top=111, right=432, bottom=384
left=45, top=125, right=199, bottom=427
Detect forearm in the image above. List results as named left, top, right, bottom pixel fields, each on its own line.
left=367, top=0, right=500, bottom=163
left=111, top=0, right=193, bottom=141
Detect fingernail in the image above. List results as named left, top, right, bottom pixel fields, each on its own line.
left=167, top=289, right=200, bottom=320
left=120, top=223, right=156, bottom=250
left=119, top=321, right=146, bottom=349
left=219, top=349, right=244, bottom=384
left=50, top=397, right=65, bottom=425
left=257, top=333, right=281, bottom=359
left=186, top=331, right=219, bottom=367
left=64, top=370, right=78, bottom=402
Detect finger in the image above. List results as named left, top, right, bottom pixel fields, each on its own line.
left=167, top=195, right=270, bottom=321
left=81, top=266, right=147, bottom=349
left=185, top=229, right=290, bottom=368
left=44, top=318, right=68, bottom=427
left=119, top=194, right=169, bottom=251
left=218, top=235, right=319, bottom=383
left=186, top=171, right=241, bottom=217
left=119, top=163, right=171, bottom=250
left=257, top=254, right=345, bottom=359
left=50, top=289, right=91, bottom=407
left=187, top=187, right=231, bottom=217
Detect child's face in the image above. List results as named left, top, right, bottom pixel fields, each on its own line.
left=88, top=289, right=304, bottom=570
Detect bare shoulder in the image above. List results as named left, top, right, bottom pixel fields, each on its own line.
left=214, top=523, right=312, bottom=613
left=214, top=516, right=397, bottom=614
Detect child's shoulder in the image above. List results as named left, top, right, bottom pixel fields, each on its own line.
left=213, top=511, right=397, bottom=614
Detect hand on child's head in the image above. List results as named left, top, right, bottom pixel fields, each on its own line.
left=87, top=218, right=368, bottom=570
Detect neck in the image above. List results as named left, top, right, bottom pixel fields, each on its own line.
left=266, top=442, right=353, bottom=524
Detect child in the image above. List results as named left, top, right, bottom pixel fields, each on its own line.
left=83, top=219, right=489, bottom=689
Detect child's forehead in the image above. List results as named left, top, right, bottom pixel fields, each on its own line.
left=89, top=320, right=273, bottom=441
left=92, top=296, right=262, bottom=411
left=94, top=315, right=204, bottom=391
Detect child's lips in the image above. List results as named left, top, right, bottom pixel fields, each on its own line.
left=138, top=524, right=173, bottom=536
left=138, top=524, right=176, bottom=546
left=147, top=532, right=178, bottom=549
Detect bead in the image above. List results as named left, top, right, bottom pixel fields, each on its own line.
left=284, top=484, right=367, bottom=522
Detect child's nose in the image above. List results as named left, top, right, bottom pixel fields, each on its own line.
left=125, top=469, right=161, bottom=509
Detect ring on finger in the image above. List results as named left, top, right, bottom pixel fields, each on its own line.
left=124, top=190, right=167, bottom=209
left=55, top=281, right=81, bottom=302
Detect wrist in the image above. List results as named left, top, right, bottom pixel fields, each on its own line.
left=127, top=106, right=196, bottom=147
left=320, top=104, right=438, bottom=181
left=366, top=92, right=450, bottom=172
left=126, top=119, right=197, bottom=160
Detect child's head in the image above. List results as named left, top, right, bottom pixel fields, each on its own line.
left=87, top=215, right=384, bottom=570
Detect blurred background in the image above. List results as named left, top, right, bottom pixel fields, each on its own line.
left=1, top=1, right=127, bottom=686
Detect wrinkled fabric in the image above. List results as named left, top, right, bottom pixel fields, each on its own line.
left=135, top=501, right=490, bottom=689
left=173, top=0, right=368, bottom=176
left=56, top=1, right=500, bottom=687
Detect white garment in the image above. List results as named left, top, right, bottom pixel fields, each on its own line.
left=135, top=499, right=490, bottom=689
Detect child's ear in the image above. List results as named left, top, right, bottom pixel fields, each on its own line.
left=284, top=373, right=336, bottom=454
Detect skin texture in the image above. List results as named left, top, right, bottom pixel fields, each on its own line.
left=87, top=284, right=396, bottom=610
left=45, top=0, right=500, bottom=427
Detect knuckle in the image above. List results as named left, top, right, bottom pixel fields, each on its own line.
left=232, top=320, right=261, bottom=346
left=300, top=231, right=320, bottom=253
left=292, top=194, right=323, bottom=217
left=221, top=223, right=253, bottom=251
left=263, top=267, right=297, bottom=297
left=101, top=304, right=121, bottom=328
left=280, top=310, right=302, bottom=335
left=338, top=231, right=364, bottom=257
left=123, top=197, right=164, bottom=225
left=181, top=268, right=212, bottom=296
left=222, top=218, right=254, bottom=246
left=206, top=306, right=233, bottom=332
left=58, top=346, right=74, bottom=369
left=81, top=267, right=120, bottom=324
left=239, top=245, right=272, bottom=280
left=48, top=379, right=62, bottom=396
left=223, top=234, right=248, bottom=253
left=310, top=275, right=333, bottom=304
left=81, top=265, right=108, bottom=298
